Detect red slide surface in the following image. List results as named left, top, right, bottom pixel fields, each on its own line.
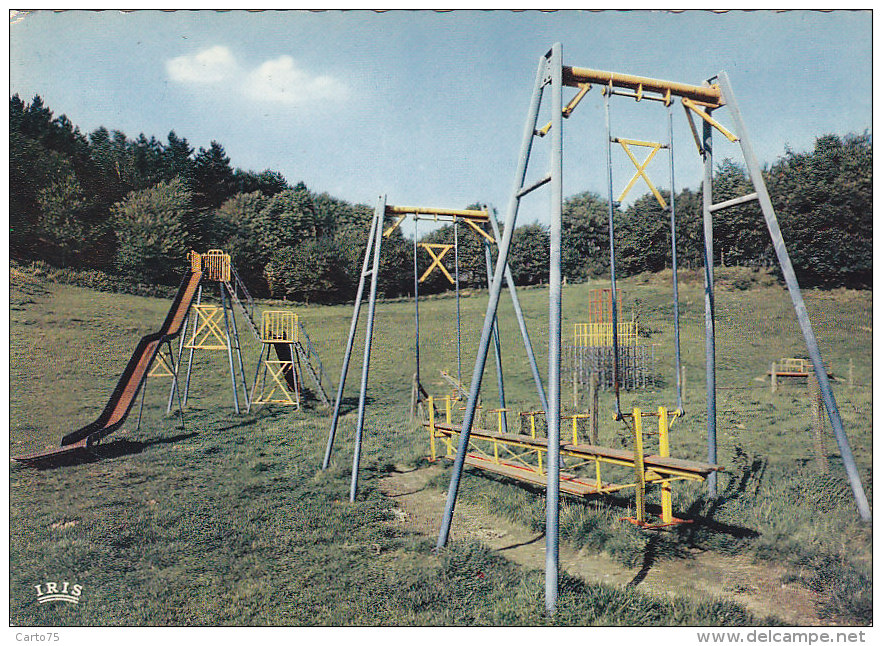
left=14, top=270, right=203, bottom=465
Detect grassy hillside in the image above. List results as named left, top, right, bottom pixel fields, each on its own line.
left=8, top=265, right=871, bottom=625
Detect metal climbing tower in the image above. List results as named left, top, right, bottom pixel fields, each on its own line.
left=249, top=310, right=303, bottom=410
left=168, top=250, right=334, bottom=414
left=171, top=250, right=251, bottom=414
left=434, top=43, right=870, bottom=616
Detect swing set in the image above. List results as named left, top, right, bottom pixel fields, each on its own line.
left=319, top=45, right=870, bottom=616
left=427, top=45, right=870, bottom=615
left=322, top=202, right=550, bottom=502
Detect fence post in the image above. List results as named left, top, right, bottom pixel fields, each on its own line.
left=428, top=396, right=437, bottom=462
left=632, top=408, right=646, bottom=524
left=771, top=362, right=777, bottom=393
left=848, top=358, right=854, bottom=390
left=658, top=407, right=672, bottom=524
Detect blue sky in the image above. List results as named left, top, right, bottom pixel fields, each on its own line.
left=9, top=9, right=872, bottom=232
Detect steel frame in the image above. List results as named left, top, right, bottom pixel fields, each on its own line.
left=137, top=339, right=187, bottom=436
left=322, top=199, right=547, bottom=503
left=173, top=252, right=250, bottom=415
left=434, top=44, right=870, bottom=616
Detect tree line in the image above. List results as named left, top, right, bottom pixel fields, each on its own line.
left=10, top=94, right=872, bottom=302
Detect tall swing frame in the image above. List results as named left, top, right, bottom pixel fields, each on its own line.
left=433, top=43, right=871, bottom=615
left=321, top=201, right=549, bottom=503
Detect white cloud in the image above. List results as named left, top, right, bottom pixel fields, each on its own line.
left=245, top=55, right=348, bottom=105
left=166, top=47, right=347, bottom=107
left=166, top=45, right=238, bottom=84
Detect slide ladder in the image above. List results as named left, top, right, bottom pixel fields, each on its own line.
left=226, top=263, right=333, bottom=407
left=293, top=321, right=333, bottom=407
left=225, top=266, right=260, bottom=341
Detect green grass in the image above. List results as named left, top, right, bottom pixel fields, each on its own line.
left=8, top=265, right=871, bottom=625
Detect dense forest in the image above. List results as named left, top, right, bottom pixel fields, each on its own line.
left=9, top=94, right=872, bottom=302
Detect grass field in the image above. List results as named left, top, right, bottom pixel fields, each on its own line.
left=8, top=264, right=872, bottom=626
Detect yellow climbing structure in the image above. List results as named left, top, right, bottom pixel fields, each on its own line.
left=250, top=310, right=301, bottom=409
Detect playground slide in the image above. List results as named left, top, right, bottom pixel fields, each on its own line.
left=14, top=269, right=203, bottom=464
left=271, top=343, right=299, bottom=393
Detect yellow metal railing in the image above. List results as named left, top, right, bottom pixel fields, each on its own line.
left=261, top=311, right=298, bottom=344
left=573, top=321, right=638, bottom=347
left=202, top=249, right=231, bottom=282
left=189, top=249, right=231, bottom=281
left=426, top=400, right=695, bottom=527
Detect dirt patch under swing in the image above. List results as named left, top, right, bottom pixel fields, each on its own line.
left=380, top=463, right=827, bottom=626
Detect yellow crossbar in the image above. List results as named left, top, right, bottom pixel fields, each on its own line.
left=386, top=205, right=489, bottom=220
left=185, top=305, right=228, bottom=350
left=682, top=97, right=739, bottom=142
left=563, top=66, right=723, bottom=108
left=251, top=360, right=300, bottom=408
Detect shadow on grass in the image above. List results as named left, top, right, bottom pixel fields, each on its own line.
left=331, top=395, right=375, bottom=416
left=679, top=447, right=766, bottom=540
left=496, top=531, right=545, bottom=552
left=628, top=534, right=659, bottom=587
left=213, top=416, right=261, bottom=433
left=17, top=432, right=199, bottom=470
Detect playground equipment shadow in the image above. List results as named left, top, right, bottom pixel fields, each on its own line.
left=10, top=432, right=200, bottom=470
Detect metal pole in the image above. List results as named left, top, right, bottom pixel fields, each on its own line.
left=228, top=292, right=250, bottom=409
left=486, top=207, right=549, bottom=414
left=221, top=282, right=241, bottom=415
left=414, top=218, right=421, bottom=390
left=668, top=102, right=684, bottom=412
left=701, top=115, right=717, bottom=496
left=604, top=90, right=622, bottom=418
left=167, top=312, right=189, bottom=414
left=350, top=195, right=387, bottom=501
left=166, top=340, right=187, bottom=433
left=322, top=202, right=383, bottom=469
left=437, top=50, right=547, bottom=550
left=545, top=41, right=564, bottom=617
left=717, top=71, right=871, bottom=521
left=182, top=285, right=202, bottom=407
left=454, top=219, right=462, bottom=386
left=483, top=239, right=508, bottom=433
